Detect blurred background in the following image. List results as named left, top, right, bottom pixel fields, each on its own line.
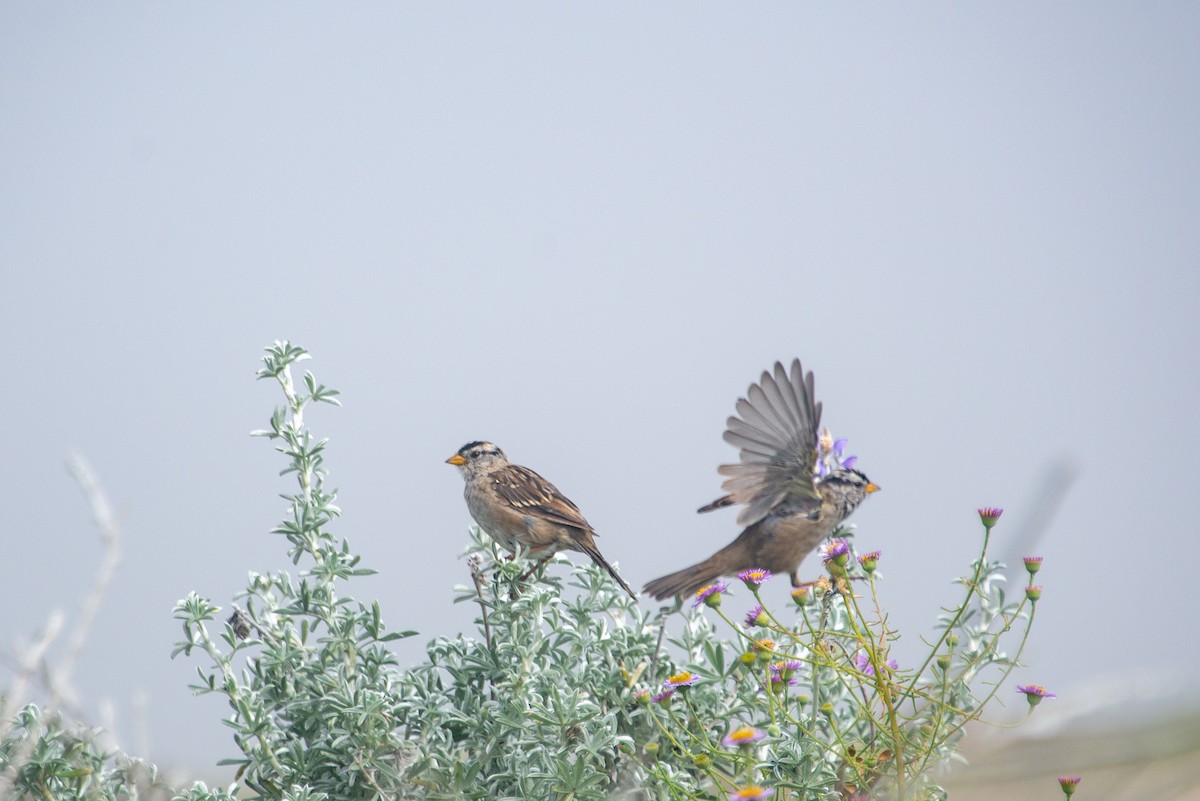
left=2, top=4, right=1198, bottom=795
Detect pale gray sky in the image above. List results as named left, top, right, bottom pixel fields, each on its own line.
left=3, top=3, right=1198, bottom=772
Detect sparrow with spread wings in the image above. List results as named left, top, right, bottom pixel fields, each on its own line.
left=644, top=359, right=878, bottom=601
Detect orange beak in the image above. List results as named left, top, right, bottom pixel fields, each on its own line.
left=866, top=482, right=881, bottom=494
left=446, top=453, right=466, bottom=466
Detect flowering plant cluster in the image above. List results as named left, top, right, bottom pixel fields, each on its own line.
left=2, top=342, right=1065, bottom=801
left=633, top=508, right=1052, bottom=800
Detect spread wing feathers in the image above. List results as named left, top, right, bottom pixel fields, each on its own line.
left=492, top=465, right=594, bottom=532
left=705, top=359, right=823, bottom=527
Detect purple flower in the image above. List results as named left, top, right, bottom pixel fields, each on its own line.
left=1058, top=776, right=1081, bottom=797
left=765, top=662, right=798, bottom=691
left=774, top=659, right=803, bottom=679
left=1016, top=683, right=1056, bottom=707
left=858, top=550, right=881, bottom=573
left=665, top=671, right=700, bottom=688
left=1023, top=556, right=1043, bottom=575
left=854, top=652, right=898, bottom=676
left=822, top=539, right=850, bottom=562
left=738, top=568, right=772, bottom=589
left=816, top=429, right=858, bottom=478
left=651, top=688, right=675, bottom=704
left=692, top=581, right=729, bottom=608
left=765, top=675, right=797, bottom=691
left=729, top=786, right=774, bottom=800
left=721, top=726, right=766, bottom=748
left=743, top=604, right=768, bottom=628
left=978, top=507, right=1003, bottom=529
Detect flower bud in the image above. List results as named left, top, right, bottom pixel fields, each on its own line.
left=978, top=507, right=1003, bottom=529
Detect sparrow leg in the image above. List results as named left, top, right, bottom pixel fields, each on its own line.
left=519, top=555, right=554, bottom=583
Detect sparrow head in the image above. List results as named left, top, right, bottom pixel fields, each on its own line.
left=819, top=467, right=880, bottom=514
left=446, top=440, right=509, bottom=477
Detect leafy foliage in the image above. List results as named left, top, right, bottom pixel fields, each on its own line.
left=3, top=340, right=1045, bottom=800
left=171, top=342, right=1043, bottom=800
left=0, top=703, right=158, bottom=801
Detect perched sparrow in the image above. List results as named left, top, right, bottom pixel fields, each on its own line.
left=644, top=359, right=878, bottom=601
left=447, top=441, right=637, bottom=599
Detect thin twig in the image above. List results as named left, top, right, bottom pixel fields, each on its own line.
left=0, top=453, right=123, bottom=795
left=59, top=453, right=124, bottom=695
left=0, top=612, right=65, bottom=740
left=650, top=612, right=671, bottom=675
left=468, top=554, right=493, bottom=651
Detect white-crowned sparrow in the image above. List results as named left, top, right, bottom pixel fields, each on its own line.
left=447, top=441, right=637, bottom=599
left=644, top=359, right=879, bottom=600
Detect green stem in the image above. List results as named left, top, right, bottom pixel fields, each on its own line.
left=928, top=604, right=1037, bottom=753
left=840, top=582, right=906, bottom=797
left=903, top=527, right=992, bottom=700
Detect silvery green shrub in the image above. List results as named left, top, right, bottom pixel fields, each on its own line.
left=5, top=341, right=1048, bottom=801
left=172, top=343, right=1047, bottom=800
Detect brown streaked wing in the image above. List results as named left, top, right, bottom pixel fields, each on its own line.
left=492, top=464, right=594, bottom=532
